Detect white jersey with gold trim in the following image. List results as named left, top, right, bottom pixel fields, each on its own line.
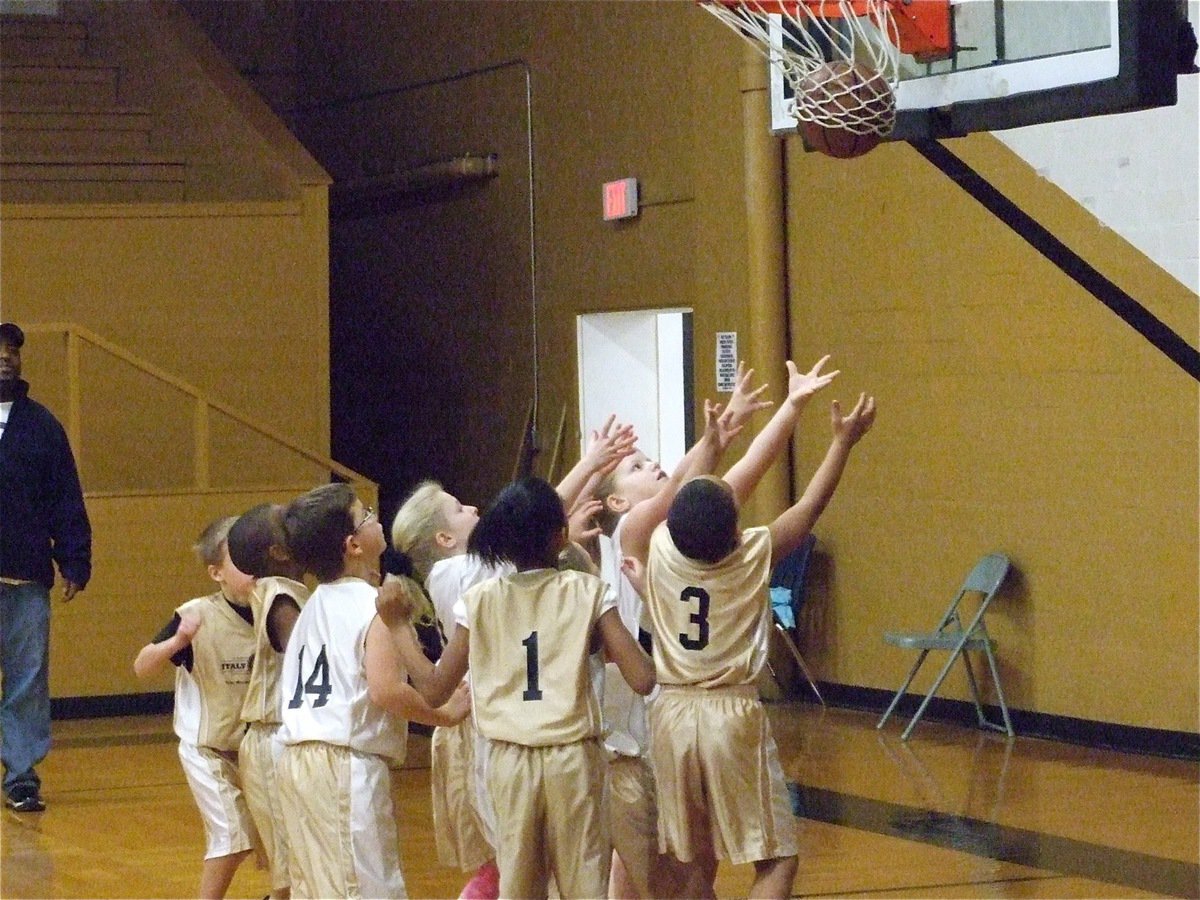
left=242, top=575, right=309, bottom=725
left=426, top=554, right=511, bottom=645
left=173, top=593, right=256, bottom=751
left=598, top=514, right=654, bottom=756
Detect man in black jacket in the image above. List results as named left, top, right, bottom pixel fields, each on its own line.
left=0, top=322, right=91, bottom=812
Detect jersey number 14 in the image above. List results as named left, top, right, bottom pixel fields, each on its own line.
left=288, top=644, right=332, bottom=708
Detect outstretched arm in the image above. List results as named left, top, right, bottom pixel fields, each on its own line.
left=597, top=608, right=656, bottom=695
left=556, top=415, right=637, bottom=511
left=133, top=614, right=199, bottom=679
left=365, top=618, right=471, bottom=726
left=566, top=497, right=603, bottom=546
left=621, top=400, right=742, bottom=565
left=376, top=582, right=470, bottom=708
left=678, top=362, right=771, bottom=482
left=768, top=393, right=876, bottom=563
left=723, top=355, right=839, bottom=506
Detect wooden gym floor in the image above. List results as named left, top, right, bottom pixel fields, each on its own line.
left=2, top=703, right=1196, bottom=899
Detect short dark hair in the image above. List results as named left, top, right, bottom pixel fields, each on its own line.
left=469, top=477, right=565, bottom=570
left=667, top=477, right=739, bottom=564
left=282, top=483, right=356, bottom=582
left=228, top=503, right=284, bottom=578
left=0, top=322, right=25, bottom=349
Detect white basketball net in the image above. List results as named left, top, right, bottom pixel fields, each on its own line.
left=702, top=0, right=900, bottom=137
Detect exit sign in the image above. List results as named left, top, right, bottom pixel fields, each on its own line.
left=603, top=177, right=639, bottom=221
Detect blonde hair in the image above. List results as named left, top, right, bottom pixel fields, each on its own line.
left=594, top=468, right=623, bottom=536
left=194, top=516, right=238, bottom=566
left=390, top=481, right=451, bottom=582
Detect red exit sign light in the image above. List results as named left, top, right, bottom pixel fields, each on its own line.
left=603, top=177, right=639, bottom=221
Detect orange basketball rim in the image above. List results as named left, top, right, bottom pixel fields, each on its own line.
left=703, top=0, right=951, bottom=63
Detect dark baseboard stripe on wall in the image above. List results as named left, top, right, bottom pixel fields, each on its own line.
left=818, top=682, right=1200, bottom=761
left=51, top=692, right=436, bottom=735
left=909, top=138, right=1200, bottom=382
left=53, top=692, right=174, bottom=719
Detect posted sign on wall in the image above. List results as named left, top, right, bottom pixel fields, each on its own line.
left=716, top=331, right=737, bottom=393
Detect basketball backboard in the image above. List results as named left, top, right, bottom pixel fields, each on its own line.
left=766, top=0, right=1196, bottom=138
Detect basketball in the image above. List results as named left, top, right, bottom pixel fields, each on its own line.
left=794, top=61, right=893, bottom=159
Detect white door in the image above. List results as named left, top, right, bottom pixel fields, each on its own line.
left=577, top=309, right=692, bottom=472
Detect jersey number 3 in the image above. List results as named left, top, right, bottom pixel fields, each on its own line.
left=678, top=586, right=710, bottom=650
left=288, top=644, right=332, bottom=708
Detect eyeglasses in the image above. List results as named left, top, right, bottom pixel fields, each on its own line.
left=353, top=506, right=376, bottom=533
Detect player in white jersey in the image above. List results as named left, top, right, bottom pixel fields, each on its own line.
left=226, top=503, right=310, bottom=900
left=275, top=483, right=471, bottom=900
left=628, top=358, right=876, bottom=900
left=380, top=477, right=656, bottom=900
left=133, top=516, right=259, bottom=900
left=391, top=483, right=506, bottom=898
left=387, top=422, right=634, bottom=898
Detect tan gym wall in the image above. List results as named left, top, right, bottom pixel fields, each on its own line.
left=1, top=0, right=1194, bottom=733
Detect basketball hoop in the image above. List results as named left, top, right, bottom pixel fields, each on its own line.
left=701, top=0, right=902, bottom=151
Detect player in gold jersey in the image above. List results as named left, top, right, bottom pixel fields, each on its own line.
left=591, top=363, right=771, bottom=898
left=381, top=476, right=655, bottom=899
left=387, top=419, right=635, bottom=898
left=227, top=503, right=310, bottom=900
left=133, top=516, right=259, bottom=900
left=627, top=360, right=876, bottom=900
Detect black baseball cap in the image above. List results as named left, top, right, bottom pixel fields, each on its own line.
left=0, top=323, right=25, bottom=348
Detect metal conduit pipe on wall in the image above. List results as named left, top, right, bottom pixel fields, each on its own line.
left=739, top=43, right=792, bottom=517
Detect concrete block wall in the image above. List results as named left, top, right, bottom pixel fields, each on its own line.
left=996, top=5, right=1200, bottom=294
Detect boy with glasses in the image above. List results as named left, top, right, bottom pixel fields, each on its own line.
left=275, top=483, right=470, bottom=899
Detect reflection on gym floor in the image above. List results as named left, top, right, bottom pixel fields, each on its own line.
left=3, top=703, right=1196, bottom=899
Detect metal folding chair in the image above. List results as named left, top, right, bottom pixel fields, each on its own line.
left=877, top=553, right=1013, bottom=740
left=767, top=534, right=825, bottom=705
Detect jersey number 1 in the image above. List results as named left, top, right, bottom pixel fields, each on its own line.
left=288, top=644, right=332, bottom=708
left=522, top=631, right=543, bottom=701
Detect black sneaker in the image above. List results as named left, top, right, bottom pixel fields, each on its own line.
left=5, top=787, right=45, bottom=812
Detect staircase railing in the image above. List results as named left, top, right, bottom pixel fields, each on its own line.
left=23, top=321, right=375, bottom=495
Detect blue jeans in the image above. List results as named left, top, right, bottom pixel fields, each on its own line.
left=0, top=582, right=51, bottom=795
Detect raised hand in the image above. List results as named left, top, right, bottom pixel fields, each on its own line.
left=831, top=393, right=877, bottom=446
left=376, top=574, right=425, bottom=629
left=723, top=361, right=773, bottom=432
left=786, top=355, right=840, bottom=407
left=708, top=399, right=745, bottom=452
left=567, top=497, right=603, bottom=544
left=585, top=415, right=638, bottom=477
